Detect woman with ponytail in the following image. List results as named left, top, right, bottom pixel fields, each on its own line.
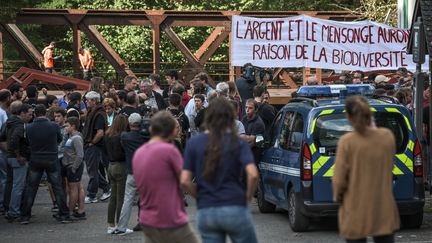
left=333, top=95, right=399, bottom=243
left=180, top=97, right=259, bottom=243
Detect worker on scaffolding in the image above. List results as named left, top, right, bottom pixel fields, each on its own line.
left=42, top=41, right=56, bottom=73
left=78, top=48, right=94, bottom=80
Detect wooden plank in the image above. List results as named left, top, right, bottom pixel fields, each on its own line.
left=316, top=68, right=322, bottom=84
left=267, top=88, right=296, bottom=105
left=303, top=67, right=311, bottom=85
left=280, top=70, right=298, bottom=89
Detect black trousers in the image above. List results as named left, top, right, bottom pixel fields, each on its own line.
left=21, top=159, right=69, bottom=218
left=84, top=145, right=110, bottom=198
left=346, top=234, right=394, bottom=243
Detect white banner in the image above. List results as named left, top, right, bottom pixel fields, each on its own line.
left=231, top=15, right=421, bottom=71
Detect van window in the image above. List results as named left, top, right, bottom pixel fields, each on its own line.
left=279, top=112, right=295, bottom=150
left=289, top=113, right=304, bottom=149
left=269, top=113, right=283, bottom=146
left=313, top=112, right=409, bottom=155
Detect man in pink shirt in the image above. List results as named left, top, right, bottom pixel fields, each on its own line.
left=132, top=111, right=198, bottom=243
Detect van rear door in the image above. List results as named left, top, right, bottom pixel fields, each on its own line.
left=309, top=109, right=413, bottom=202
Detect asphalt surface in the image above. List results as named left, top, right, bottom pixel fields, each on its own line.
left=1, top=173, right=432, bottom=243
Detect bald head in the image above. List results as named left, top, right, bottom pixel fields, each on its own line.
left=306, top=76, right=318, bottom=85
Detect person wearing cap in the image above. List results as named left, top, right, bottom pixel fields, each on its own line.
left=374, top=75, right=390, bottom=85
left=82, top=91, right=111, bottom=204
left=58, top=83, right=87, bottom=112
left=115, top=113, right=149, bottom=235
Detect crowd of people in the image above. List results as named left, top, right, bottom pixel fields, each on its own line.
left=0, top=63, right=427, bottom=243
left=0, top=68, right=277, bottom=242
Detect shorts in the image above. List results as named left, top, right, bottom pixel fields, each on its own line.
left=66, top=163, right=84, bottom=183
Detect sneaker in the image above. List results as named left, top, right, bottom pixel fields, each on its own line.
left=52, top=214, right=72, bottom=223
left=100, top=191, right=111, bottom=201
left=133, top=223, right=142, bottom=232
left=5, top=214, right=18, bottom=223
left=114, top=228, right=133, bottom=236
left=85, top=196, right=98, bottom=204
left=60, top=216, right=72, bottom=224
left=107, top=226, right=116, bottom=234
left=51, top=205, right=59, bottom=212
left=72, top=211, right=86, bottom=220
left=19, top=217, right=30, bottom=225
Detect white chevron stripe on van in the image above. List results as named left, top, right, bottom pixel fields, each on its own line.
left=259, top=162, right=300, bottom=177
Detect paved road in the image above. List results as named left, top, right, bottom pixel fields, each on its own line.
left=1, top=180, right=432, bottom=243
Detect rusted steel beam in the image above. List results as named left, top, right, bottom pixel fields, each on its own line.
left=72, top=25, right=81, bottom=79
left=169, top=20, right=228, bottom=27
left=199, top=30, right=229, bottom=65
left=195, top=27, right=223, bottom=60
left=15, top=9, right=360, bottom=26
left=147, top=11, right=167, bottom=74
left=2, top=67, right=89, bottom=90
left=0, top=23, right=43, bottom=71
left=79, top=24, right=134, bottom=78
left=162, top=24, right=202, bottom=70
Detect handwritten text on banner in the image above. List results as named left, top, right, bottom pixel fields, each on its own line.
left=231, top=15, right=415, bottom=71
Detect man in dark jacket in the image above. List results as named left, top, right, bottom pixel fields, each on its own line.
left=20, top=104, right=70, bottom=224
left=242, top=99, right=265, bottom=165
left=253, top=85, right=276, bottom=134
left=82, top=91, right=110, bottom=203
left=3, top=101, right=32, bottom=222
left=115, top=113, right=148, bottom=235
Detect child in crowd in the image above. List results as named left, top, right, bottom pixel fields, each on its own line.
left=63, top=117, right=86, bottom=219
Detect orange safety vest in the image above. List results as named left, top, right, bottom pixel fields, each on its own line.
left=79, top=50, right=94, bottom=67
left=43, top=48, right=54, bottom=68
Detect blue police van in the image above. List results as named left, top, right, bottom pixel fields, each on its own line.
left=257, top=84, right=425, bottom=232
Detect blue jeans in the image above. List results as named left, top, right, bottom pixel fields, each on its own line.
left=197, top=206, right=258, bottom=243
left=21, top=159, right=70, bottom=218
left=6, top=158, right=27, bottom=217
left=116, top=174, right=137, bottom=232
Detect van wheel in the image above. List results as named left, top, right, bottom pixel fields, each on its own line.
left=257, top=181, right=276, bottom=213
left=401, top=210, right=423, bottom=229
left=288, top=188, right=309, bottom=232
